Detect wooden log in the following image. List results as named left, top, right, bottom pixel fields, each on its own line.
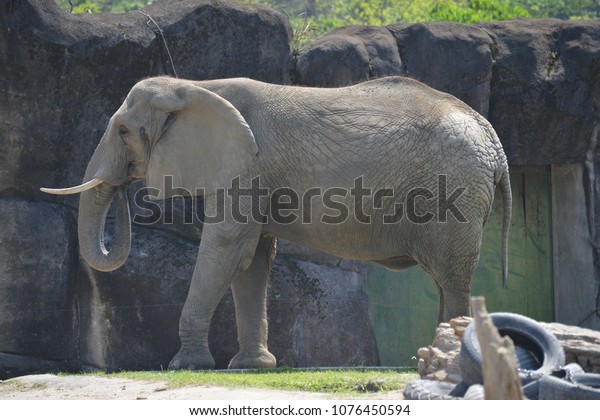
left=471, top=296, right=525, bottom=400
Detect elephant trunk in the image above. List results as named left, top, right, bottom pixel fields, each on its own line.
left=78, top=182, right=131, bottom=272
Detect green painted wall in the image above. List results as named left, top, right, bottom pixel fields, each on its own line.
left=367, top=166, right=553, bottom=366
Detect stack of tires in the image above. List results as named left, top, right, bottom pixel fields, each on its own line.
left=404, top=313, right=600, bottom=400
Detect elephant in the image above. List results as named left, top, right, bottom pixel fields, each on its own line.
left=42, top=75, right=512, bottom=370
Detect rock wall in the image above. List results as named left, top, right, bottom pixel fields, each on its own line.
left=0, top=0, right=378, bottom=375
left=1, top=0, right=600, bottom=376
left=296, top=20, right=600, bottom=166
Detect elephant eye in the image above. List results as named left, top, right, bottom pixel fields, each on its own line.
left=164, top=112, right=177, bottom=129
left=118, top=125, right=129, bottom=144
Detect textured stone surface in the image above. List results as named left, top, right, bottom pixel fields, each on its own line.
left=0, top=0, right=291, bottom=199
left=478, top=19, right=600, bottom=165
left=296, top=22, right=493, bottom=115
left=75, top=222, right=196, bottom=371
left=0, top=199, right=76, bottom=362
left=295, top=20, right=600, bottom=164
left=542, top=322, right=600, bottom=373
left=277, top=239, right=369, bottom=274
left=0, top=353, right=73, bottom=381
left=127, top=183, right=204, bottom=243
left=271, top=257, right=379, bottom=367
left=74, top=229, right=378, bottom=371
left=389, top=21, right=493, bottom=116
left=211, top=254, right=379, bottom=369
left=0, top=0, right=377, bottom=375
left=417, top=318, right=469, bottom=384
left=551, top=164, right=599, bottom=331
left=295, top=25, right=402, bottom=87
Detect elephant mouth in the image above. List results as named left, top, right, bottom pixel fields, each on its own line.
left=128, top=160, right=148, bottom=181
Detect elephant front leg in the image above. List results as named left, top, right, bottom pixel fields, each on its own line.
left=169, top=218, right=263, bottom=370
left=228, top=236, right=277, bottom=369
left=169, top=258, right=231, bottom=370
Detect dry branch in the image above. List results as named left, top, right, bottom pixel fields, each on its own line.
left=471, top=296, right=525, bottom=400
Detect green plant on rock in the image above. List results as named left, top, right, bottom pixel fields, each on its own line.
left=72, top=1, right=101, bottom=13
left=56, top=0, right=152, bottom=13
left=289, top=13, right=317, bottom=56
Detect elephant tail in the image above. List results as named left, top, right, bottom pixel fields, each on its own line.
left=499, top=169, right=512, bottom=288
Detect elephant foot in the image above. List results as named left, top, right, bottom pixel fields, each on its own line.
left=228, top=348, right=276, bottom=369
left=169, top=347, right=215, bottom=371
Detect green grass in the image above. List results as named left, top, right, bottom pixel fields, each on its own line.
left=98, top=368, right=418, bottom=395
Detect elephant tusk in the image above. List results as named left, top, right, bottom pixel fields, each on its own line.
left=40, top=178, right=104, bottom=195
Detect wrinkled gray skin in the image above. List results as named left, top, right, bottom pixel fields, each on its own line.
left=55, top=76, right=512, bottom=370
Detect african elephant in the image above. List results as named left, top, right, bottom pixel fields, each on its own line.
left=42, top=76, right=512, bottom=370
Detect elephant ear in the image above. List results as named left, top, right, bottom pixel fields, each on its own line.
left=146, top=80, right=258, bottom=199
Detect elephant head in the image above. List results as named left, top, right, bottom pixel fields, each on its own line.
left=42, top=77, right=258, bottom=272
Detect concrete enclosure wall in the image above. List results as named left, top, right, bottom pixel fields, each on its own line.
left=1, top=0, right=599, bottom=374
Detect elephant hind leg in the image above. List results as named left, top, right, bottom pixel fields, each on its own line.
left=421, top=270, right=473, bottom=323
left=427, top=252, right=479, bottom=322
left=437, top=280, right=472, bottom=322
left=419, top=228, right=482, bottom=323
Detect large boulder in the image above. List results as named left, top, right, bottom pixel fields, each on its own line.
left=477, top=19, right=600, bottom=164
left=74, top=226, right=378, bottom=371
left=0, top=199, right=77, bottom=362
left=388, top=21, right=493, bottom=116
left=269, top=249, right=379, bottom=367
left=0, top=353, right=72, bottom=380
left=542, top=322, right=600, bottom=373
left=0, top=0, right=290, bottom=375
left=0, top=0, right=292, bottom=200
left=294, top=25, right=402, bottom=87
left=210, top=252, right=379, bottom=369
left=295, top=19, right=600, bottom=159
left=295, top=22, right=493, bottom=116
left=75, top=222, right=196, bottom=371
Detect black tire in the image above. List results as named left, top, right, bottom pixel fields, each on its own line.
left=459, top=312, right=565, bottom=398
left=463, top=384, right=485, bottom=400
left=403, top=380, right=461, bottom=400
left=448, top=380, right=469, bottom=397
left=522, top=363, right=585, bottom=400
left=403, top=380, right=484, bottom=400
left=515, top=346, right=540, bottom=371
left=539, top=373, right=600, bottom=400
left=550, top=363, right=585, bottom=380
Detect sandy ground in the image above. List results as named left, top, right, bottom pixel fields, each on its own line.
left=0, top=374, right=405, bottom=400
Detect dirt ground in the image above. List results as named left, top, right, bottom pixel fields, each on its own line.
left=0, top=374, right=405, bottom=400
